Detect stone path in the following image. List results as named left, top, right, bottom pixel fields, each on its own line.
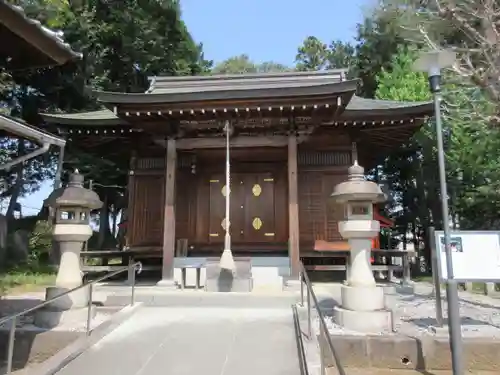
left=54, top=306, right=301, bottom=375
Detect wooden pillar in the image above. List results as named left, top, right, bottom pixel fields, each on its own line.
left=125, top=151, right=137, bottom=249
left=288, top=135, right=300, bottom=277
left=161, top=139, right=176, bottom=282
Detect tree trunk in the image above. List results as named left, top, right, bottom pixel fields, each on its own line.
left=111, top=205, right=118, bottom=238
left=97, top=194, right=110, bottom=249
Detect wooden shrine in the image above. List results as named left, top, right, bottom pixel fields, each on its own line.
left=42, top=70, right=433, bottom=276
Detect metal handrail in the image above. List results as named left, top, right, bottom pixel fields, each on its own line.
left=1, top=261, right=141, bottom=375
left=298, top=262, right=346, bottom=375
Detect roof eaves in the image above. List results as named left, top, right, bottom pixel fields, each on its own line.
left=41, top=110, right=125, bottom=126
left=0, top=114, right=66, bottom=147
left=341, top=96, right=433, bottom=118
left=1, top=1, right=82, bottom=66
left=94, top=79, right=359, bottom=105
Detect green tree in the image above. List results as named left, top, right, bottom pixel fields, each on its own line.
left=295, top=37, right=356, bottom=72
left=378, top=0, right=500, bottom=117
left=3, top=0, right=211, bottom=249
left=326, top=41, right=356, bottom=70
left=375, top=47, right=439, bottom=258
left=355, top=11, right=406, bottom=97
left=212, top=55, right=289, bottom=75
left=376, top=45, right=500, bottom=264
left=295, top=36, right=330, bottom=71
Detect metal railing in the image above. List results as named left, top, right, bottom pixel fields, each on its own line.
left=298, top=262, right=346, bottom=375
left=0, top=261, right=141, bottom=375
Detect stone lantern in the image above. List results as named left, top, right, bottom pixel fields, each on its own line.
left=35, top=170, right=102, bottom=328
left=330, top=161, right=392, bottom=333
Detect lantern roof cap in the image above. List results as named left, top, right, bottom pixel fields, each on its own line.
left=331, top=161, right=385, bottom=203
left=44, top=170, right=102, bottom=209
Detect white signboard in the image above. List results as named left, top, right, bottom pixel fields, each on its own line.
left=434, top=230, right=500, bottom=281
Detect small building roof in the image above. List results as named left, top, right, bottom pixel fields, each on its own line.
left=0, top=114, right=66, bottom=147
left=41, top=109, right=125, bottom=126
left=340, top=96, right=432, bottom=119
left=0, top=1, right=82, bottom=69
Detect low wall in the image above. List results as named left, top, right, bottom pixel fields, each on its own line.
left=320, top=334, right=500, bottom=372
left=0, top=330, right=83, bottom=372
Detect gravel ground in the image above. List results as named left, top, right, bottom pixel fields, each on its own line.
left=313, top=282, right=500, bottom=338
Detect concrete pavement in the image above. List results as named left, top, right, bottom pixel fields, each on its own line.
left=55, top=306, right=301, bottom=375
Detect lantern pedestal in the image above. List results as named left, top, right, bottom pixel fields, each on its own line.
left=330, top=162, right=393, bottom=333
left=205, top=258, right=253, bottom=292
left=333, top=302, right=392, bottom=333
left=35, top=225, right=95, bottom=328
left=334, top=229, right=392, bottom=333
left=34, top=171, right=102, bottom=329
left=34, top=286, right=96, bottom=328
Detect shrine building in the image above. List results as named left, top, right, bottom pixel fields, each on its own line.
left=42, top=70, right=432, bottom=280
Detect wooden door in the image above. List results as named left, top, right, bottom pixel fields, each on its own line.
left=242, top=173, right=276, bottom=242
left=129, top=174, right=164, bottom=247
left=208, top=175, right=245, bottom=243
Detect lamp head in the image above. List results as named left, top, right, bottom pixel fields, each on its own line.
left=413, top=50, right=456, bottom=94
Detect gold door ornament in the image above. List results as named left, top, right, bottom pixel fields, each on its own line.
left=252, top=217, right=263, bottom=230
left=252, top=184, right=262, bottom=197
left=221, top=184, right=230, bottom=197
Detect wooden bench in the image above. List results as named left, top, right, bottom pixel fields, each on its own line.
left=80, top=250, right=160, bottom=284
left=80, top=250, right=207, bottom=289
left=302, top=249, right=414, bottom=283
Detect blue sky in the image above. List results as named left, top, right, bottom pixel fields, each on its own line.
left=14, top=0, right=369, bottom=215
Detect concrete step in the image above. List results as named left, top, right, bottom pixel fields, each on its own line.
left=103, top=290, right=301, bottom=309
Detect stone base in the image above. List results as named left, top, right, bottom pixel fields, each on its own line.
left=251, top=267, right=283, bottom=290
left=45, top=286, right=89, bottom=310
left=34, top=306, right=96, bottom=329
left=333, top=306, right=392, bottom=333
left=341, top=284, right=385, bottom=311
left=156, top=279, right=178, bottom=289
left=428, top=325, right=451, bottom=336
left=381, top=283, right=397, bottom=295
left=204, top=259, right=253, bottom=292
left=396, top=282, right=415, bottom=295
left=204, top=278, right=253, bottom=292
left=319, top=333, right=500, bottom=371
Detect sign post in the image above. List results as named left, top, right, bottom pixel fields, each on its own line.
left=434, top=230, right=500, bottom=282
left=428, top=226, right=444, bottom=327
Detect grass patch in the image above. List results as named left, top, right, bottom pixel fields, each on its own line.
left=413, top=275, right=433, bottom=283
left=412, top=275, right=500, bottom=295
left=0, top=265, right=56, bottom=296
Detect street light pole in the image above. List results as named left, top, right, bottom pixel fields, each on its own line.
left=414, top=50, right=464, bottom=375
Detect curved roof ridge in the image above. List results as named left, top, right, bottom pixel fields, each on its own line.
left=340, top=95, right=433, bottom=119
left=92, top=79, right=359, bottom=104
left=0, top=114, right=65, bottom=147
left=147, top=69, right=348, bottom=83
left=1, top=1, right=82, bottom=66
left=347, top=95, right=432, bottom=108
left=42, top=109, right=124, bottom=126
